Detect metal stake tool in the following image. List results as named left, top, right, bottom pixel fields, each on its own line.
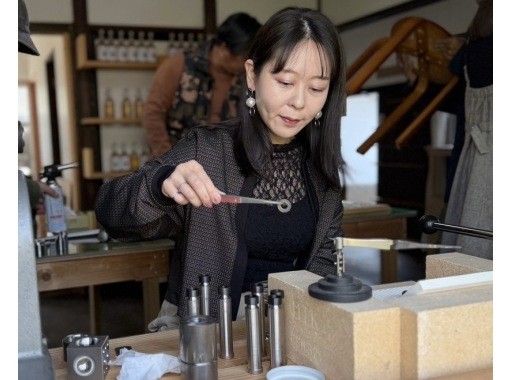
left=220, top=195, right=291, bottom=213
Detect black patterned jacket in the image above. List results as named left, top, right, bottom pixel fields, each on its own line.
left=95, top=122, right=343, bottom=319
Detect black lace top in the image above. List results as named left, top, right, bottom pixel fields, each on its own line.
left=243, top=140, right=316, bottom=290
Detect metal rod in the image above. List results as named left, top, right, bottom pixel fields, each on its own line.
left=268, top=293, right=285, bottom=368
left=186, top=287, right=200, bottom=317
left=199, top=275, right=211, bottom=316
left=252, top=283, right=266, bottom=357
left=245, top=295, right=262, bottom=374
left=420, top=215, right=493, bottom=240
left=218, top=286, right=234, bottom=359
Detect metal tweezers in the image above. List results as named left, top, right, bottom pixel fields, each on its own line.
left=332, top=237, right=461, bottom=251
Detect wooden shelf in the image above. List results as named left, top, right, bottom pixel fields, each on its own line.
left=82, top=147, right=132, bottom=180
left=76, top=34, right=159, bottom=70
left=81, top=117, right=142, bottom=126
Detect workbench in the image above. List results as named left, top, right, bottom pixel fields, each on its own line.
left=49, top=320, right=270, bottom=379
left=48, top=318, right=491, bottom=380
left=36, top=239, right=173, bottom=334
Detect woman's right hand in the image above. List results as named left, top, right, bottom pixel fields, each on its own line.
left=161, top=160, right=222, bottom=208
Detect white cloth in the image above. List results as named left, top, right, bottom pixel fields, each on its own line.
left=147, top=300, right=180, bottom=332
left=110, top=348, right=181, bottom=380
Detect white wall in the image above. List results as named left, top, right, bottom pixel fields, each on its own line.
left=217, top=0, right=318, bottom=24
left=24, top=0, right=73, bottom=23
left=87, top=0, right=204, bottom=27
left=339, top=0, right=479, bottom=88
left=18, top=34, right=80, bottom=209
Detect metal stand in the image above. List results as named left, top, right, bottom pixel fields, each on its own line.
left=420, top=215, right=493, bottom=240
left=308, top=239, right=372, bottom=303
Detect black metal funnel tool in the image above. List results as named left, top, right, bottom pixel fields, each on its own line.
left=308, top=273, right=372, bottom=302
left=308, top=237, right=372, bottom=303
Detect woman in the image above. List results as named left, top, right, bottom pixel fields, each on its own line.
left=96, top=7, right=347, bottom=330
left=143, top=12, right=261, bottom=156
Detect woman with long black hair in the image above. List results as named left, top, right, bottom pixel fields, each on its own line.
left=95, top=7, right=347, bottom=330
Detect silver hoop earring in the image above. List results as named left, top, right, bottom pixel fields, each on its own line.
left=245, top=89, right=256, bottom=116
left=314, top=110, right=322, bottom=126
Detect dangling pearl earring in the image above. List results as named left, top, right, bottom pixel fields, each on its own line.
left=314, top=110, right=322, bottom=126
left=245, top=89, right=256, bottom=116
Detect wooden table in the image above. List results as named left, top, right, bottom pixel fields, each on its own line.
left=49, top=319, right=491, bottom=380
left=49, top=320, right=270, bottom=379
left=37, top=239, right=173, bottom=334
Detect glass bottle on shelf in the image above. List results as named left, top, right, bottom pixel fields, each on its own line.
left=167, top=32, right=177, bottom=55
left=94, top=29, right=107, bottom=60
left=135, top=88, right=144, bottom=119
left=110, top=143, right=120, bottom=172
left=117, top=30, right=128, bottom=62
left=147, top=31, right=156, bottom=63
left=195, top=33, right=205, bottom=52
left=182, top=32, right=191, bottom=52
left=106, top=29, right=118, bottom=61
left=121, top=88, right=133, bottom=119
left=176, top=32, right=185, bottom=50
left=130, top=143, right=140, bottom=170
left=103, top=88, right=115, bottom=119
left=140, top=145, right=150, bottom=166
left=127, top=30, right=137, bottom=62
left=119, top=143, right=130, bottom=171
left=136, top=31, right=147, bottom=62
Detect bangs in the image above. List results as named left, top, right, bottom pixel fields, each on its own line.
left=269, top=38, right=334, bottom=79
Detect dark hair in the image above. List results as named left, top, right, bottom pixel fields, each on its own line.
left=235, top=7, right=346, bottom=190
left=214, top=13, right=261, bottom=56
left=467, top=0, right=492, bottom=40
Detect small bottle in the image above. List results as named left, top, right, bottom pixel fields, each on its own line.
left=135, top=88, right=144, bottom=119
left=136, top=31, right=147, bottom=62
left=129, top=143, right=140, bottom=170
left=121, top=88, right=132, bottom=119
left=192, top=33, right=203, bottom=52
left=119, top=143, right=130, bottom=171
left=94, top=29, right=106, bottom=60
left=140, top=145, right=150, bottom=165
left=182, top=32, right=192, bottom=52
left=126, top=30, right=137, bottom=62
left=103, top=88, right=115, bottom=119
left=176, top=32, right=185, bottom=50
left=106, top=29, right=117, bottom=61
left=110, top=143, right=120, bottom=172
left=117, top=30, right=128, bottom=62
left=167, top=32, right=177, bottom=55
left=147, top=31, right=156, bottom=63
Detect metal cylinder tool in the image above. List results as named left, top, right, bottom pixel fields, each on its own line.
left=245, top=294, right=262, bottom=374
left=199, top=274, right=211, bottom=316
left=186, top=287, right=200, bottom=317
left=252, top=283, right=266, bottom=356
left=179, top=315, right=218, bottom=380
left=218, top=286, right=234, bottom=359
left=268, top=292, right=285, bottom=368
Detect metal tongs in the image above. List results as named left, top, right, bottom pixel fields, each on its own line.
left=220, top=194, right=291, bottom=213
left=333, top=238, right=462, bottom=251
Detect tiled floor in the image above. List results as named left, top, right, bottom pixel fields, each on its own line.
left=40, top=248, right=426, bottom=349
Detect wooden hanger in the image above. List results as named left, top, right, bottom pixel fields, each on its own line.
left=346, top=17, right=458, bottom=153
